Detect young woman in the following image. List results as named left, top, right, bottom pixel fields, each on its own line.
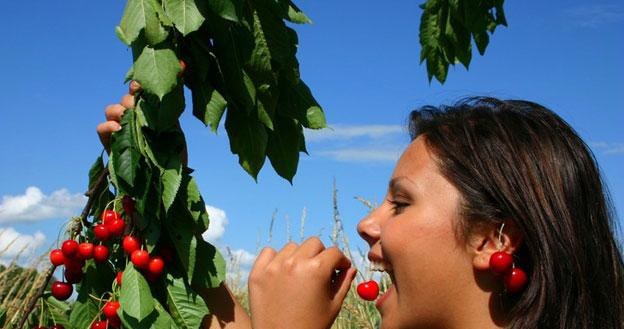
left=99, top=87, right=623, bottom=328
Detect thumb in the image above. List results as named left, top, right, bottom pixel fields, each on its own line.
left=331, top=267, right=357, bottom=308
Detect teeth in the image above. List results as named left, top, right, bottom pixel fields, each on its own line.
left=370, top=261, right=387, bottom=272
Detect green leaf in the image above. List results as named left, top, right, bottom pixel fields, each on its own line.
left=225, top=107, right=268, bottom=180
left=125, top=64, right=135, bottom=83
left=166, top=273, right=209, bottom=329
left=177, top=173, right=210, bottom=232
left=88, top=154, right=105, bottom=191
left=44, top=295, right=72, bottom=328
left=279, top=80, right=326, bottom=129
left=111, top=110, right=141, bottom=188
left=153, top=299, right=179, bottom=329
left=161, top=162, right=182, bottom=213
left=191, top=239, right=226, bottom=288
left=473, top=30, right=489, bottom=55
left=205, top=0, right=241, bottom=22
left=164, top=0, right=206, bottom=36
left=267, top=115, right=300, bottom=183
left=119, top=265, right=155, bottom=321
left=117, top=148, right=141, bottom=187
left=143, top=217, right=162, bottom=253
left=140, top=85, right=185, bottom=132
left=118, top=0, right=169, bottom=45
left=166, top=210, right=225, bottom=288
left=134, top=47, right=181, bottom=99
left=191, top=82, right=228, bottom=133
left=286, top=2, right=312, bottom=24
left=69, top=262, right=115, bottom=328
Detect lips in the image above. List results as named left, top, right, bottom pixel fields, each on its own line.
left=376, top=284, right=394, bottom=309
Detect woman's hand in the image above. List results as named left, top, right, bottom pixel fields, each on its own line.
left=96, top=81, right=141, bottom=153
left=248, top=237, right=357, bottom=329
left=95, top=81, right=187, bottom=165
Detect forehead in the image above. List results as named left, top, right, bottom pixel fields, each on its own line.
left=391, top=136, right=438, bottom=180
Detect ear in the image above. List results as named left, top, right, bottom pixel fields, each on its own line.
left=468, top=220, right=523, bottom=271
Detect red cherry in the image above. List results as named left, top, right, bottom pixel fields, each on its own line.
left=122, top=236, right=141, bottom=254
left=93, top=224, right=110, bottom=241
left=131, top=250, right=150, bottom=269
left=50, top=249, right=65, bottom=266
left=101, top=210, right=121, bottom=225
left=107, top=218, right=126, bottom=237
left=64, top=257, right=85, bottom=273
left=93, top=245, right=109, bottom=263
left=78, top=242, right=94, bottom=259
left=61, top=240, right=79, bottom=258
left=108, top=317, right=121, bottom=328
left=159, top=246, right=174, bottom=264
left=178, top=60, right=186, bottom=77
left=64, top=268, right=84, bottom=283
left=103, top=300, right=120, bottom=320
left=50, top=325, right=65, bottom=329
left=145, top=271, right=160, bottom=283
left=51, top=281, right=73, bottom=301
left=147, top=256, right=165, bottom=276
left=90, top=321, right=108, bottom=329
left=122, top=195, right=135, bottom=214
left=357, top=280, right=379, bottom=301
left=504, top=267, right=528, bottom=294
left=489, top=251, right=514, bottom=275
left=116, top=271, right=123, bottom=286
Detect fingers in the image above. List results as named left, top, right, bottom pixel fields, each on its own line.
left=293, top=237, right=325, bottom=258
left=105, top=104, right=126, bottom=122
left=252, top=247, right=277, bottom=272
left=96, top=121, right=122, bottom=153
left=269, top=242, right=299, bottom=267
left=319, top=246, right=352, bottom=271
left=332, top=267, right=357, bottom=304
left=129, top=80, right=141, bottom=95
left=120, top=94, right=135, bottom=109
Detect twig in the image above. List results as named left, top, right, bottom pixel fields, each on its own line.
left=15, top=168, right=109, bottom=329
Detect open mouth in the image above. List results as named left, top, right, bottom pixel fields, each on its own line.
left=369, top=261, right=395, bottom=308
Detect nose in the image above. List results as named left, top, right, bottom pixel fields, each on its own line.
left=357, top=208, right=382, bottom=247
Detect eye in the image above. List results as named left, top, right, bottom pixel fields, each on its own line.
left=388, top=199, right=409, bottom=215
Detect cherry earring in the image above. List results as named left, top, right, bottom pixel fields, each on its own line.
left=489, top=223, right=528, bottom=294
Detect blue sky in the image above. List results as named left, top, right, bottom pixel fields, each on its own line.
left=1, top=1, right=622, bottom=273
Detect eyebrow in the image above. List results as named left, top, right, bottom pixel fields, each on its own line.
left=388, top=176, right=416, bottom=193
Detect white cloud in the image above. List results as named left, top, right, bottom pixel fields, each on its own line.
left=317, top=147, right=404, bottom=163
left=0, top=227, right=46, bottom=263
left=564, top=4, right=624, bottom=28
left=303, top=124, right=408, bottom=163
left=224, top=247, right=257, bottom=285
left=226, top=248, right=257, bottom=267
left=305, top=124, right=404, bottom=142
left=589, top=142, right=624, bottom=155
left=0, top=187, right=86, bottom=223
left=202, top=205, right=229, bottom=243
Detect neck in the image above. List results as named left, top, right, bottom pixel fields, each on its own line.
left=446, top=270, right=508, bottom=329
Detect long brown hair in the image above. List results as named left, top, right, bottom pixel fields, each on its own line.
left=408, top=97, right=624, bottom=329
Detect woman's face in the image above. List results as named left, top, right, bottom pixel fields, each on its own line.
left=357, top=136, right=476, bottom=329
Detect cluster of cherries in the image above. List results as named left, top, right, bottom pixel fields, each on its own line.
left=46, top=196, right=169, bottom=328
left=489, top=251, right=528, bottom=293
